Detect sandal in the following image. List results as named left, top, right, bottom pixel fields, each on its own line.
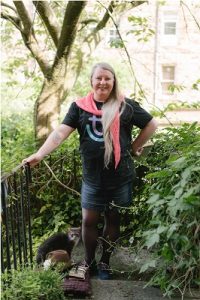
left=98, top=262, right=112, bottom=280
left=69, top=262, right=89, bottom=280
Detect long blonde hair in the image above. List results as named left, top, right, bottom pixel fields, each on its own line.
left=91, top=62, right=123, bottom=167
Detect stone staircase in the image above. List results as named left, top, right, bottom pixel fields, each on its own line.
left=70, top=243, right=200, bottom=300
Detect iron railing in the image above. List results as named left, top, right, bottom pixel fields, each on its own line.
left=1, top=150, right=82, bottom=273
left=1, top=149, right=149, bottom=273
left=1, top=164, right=33, bottom=272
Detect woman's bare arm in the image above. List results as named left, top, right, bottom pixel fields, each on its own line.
left=132, top=118, right=158, bottom=157
left=23, top=124, right=75, bottom=167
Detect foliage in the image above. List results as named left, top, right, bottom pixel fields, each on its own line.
left=138, top=123, right=200, bottom=297
left=1, top=1, right=142, bottom=141
left=168, top=83, right=186, bottom=93
left=191, top=78, right=200, bottom=90
left=151, top=101, right=200, bottom=118
left=127, top=16, right=155, bottom=42
left=1, top=3, right=200, bottom=294
left=2, top=266, right=65, bottom=300
left=29, top=135, right=82, bottom=253
left=110, top=38, right=125, bottom=49
left=2, top=118, right=200, bottom=300
left=1, top=20, right=42, bottom=174
left=1, top=114, right=36, bottom=174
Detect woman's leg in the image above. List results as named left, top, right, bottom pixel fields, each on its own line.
left=99, top=208, right=120, bottom=265
left=82, top=208, right=101, bottom=265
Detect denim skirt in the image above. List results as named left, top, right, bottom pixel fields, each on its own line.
left=81, top=181, right=133, bottom=212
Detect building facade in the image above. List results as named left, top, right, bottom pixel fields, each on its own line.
left=93, top=0, right=200, bottom=125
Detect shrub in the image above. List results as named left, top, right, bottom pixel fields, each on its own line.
left=2, top=266, right=66, bottom=300
left=1, top=114, right=36, bottom=174
left=139, top=123, right=200, bottom=298
left=29, top=139, right=82, bottom=253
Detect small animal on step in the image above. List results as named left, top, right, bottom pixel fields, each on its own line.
left=36, top=227, right=81, bottom=270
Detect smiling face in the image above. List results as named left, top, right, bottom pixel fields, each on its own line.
left=91, top=67, right=115, bottom=102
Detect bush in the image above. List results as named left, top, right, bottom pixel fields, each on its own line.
left=1, top=114, right=36, bottom=174
left=2, top=267, right=66, bottom=300
left=139, top=123, right=200, bottom=297
left=29, top=136, right=82, bottom=253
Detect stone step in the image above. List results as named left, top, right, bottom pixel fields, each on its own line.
left=68, top=279, right=200, bottom=300
left=90, top=279, right=165, bottom=300
left=70, top=243, right=200, bottom=300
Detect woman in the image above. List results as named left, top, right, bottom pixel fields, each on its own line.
left=23, top=62, right=158, bottom=279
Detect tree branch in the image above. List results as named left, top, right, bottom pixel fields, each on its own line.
left=43, top=160, right=81, bottom=196
left=1, top=12, right=22, bottom=31
left=71, top=2, right=125, bottom=90
left=78, top=18, right=98, bottom=31
left=13, top=1, right=51, bottom=77
left=33, top=1, right=60, bottom=47
left=180, top=1, right=200, bottom=31
left=83, top=1, right=147, bottom=45
left=1, top=2, right=22, bottom=30
left=83, top=1, right=115, bottom=43
left=71, top=2, right=127, bottom=90
left=13, top=1, right=33, bottom=35
left=97, top=1, right=136, bottom=80
left=53, top=1, right=86, bottom=70
left=1, top=2, right=17, bottom=13
left=130, top=1, right=147, bottom=8
left=95, top=1, right=115, bottom=31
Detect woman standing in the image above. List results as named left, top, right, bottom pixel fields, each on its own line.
left=23, top=62, right=158, bottom=279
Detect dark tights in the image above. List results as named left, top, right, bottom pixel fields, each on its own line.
left=82, top=208, right=120, bottom=265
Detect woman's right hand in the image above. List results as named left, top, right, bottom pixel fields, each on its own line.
left=22, top=153, right=43, bottom=168
left=22, top=125, right=75, bottom=168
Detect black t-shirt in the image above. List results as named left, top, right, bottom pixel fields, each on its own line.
left=62, top=98, right=153, bottom=187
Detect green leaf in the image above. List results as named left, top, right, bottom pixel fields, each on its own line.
left=161, top=243, right=173, bottom=261
left=40, top=204, right=52, bottom=213
left=167, top=223, right=178, bottom=239
left=175, top=187, right=183, bottom=198
left=181, top=183, right=200, bottom=200
left=147, top=193, right=160, bottom=204
left=139, top=259, right=156, bottom=273
left=145, top=233, right=160, bottom=248
left=169, top=156, right=186, bottom=168
left=157, top=226, right=167, bottom=234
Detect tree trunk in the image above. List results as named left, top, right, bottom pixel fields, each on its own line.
left=34, top=80, right=61, bottom=143
left=1, top=1, right=145, bottom=144
left=34, top=57, right=79, bottom=144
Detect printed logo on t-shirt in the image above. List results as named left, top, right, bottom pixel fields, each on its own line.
left=86, top=115, right=104, bottom=142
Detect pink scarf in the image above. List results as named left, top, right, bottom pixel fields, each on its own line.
left=76, top=92, right=123, bottom=168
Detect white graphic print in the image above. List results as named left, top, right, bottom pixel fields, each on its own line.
left=86, top=115, right=104, bottom=142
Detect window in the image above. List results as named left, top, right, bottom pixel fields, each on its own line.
left=108, top=29, right=120, bottom=43
left=161, top=66, right=175, bottom=95
left=161, top=11, right=177, bottom=45
left=163, top=11, right=177, bottom=36
left=164, top=21, right=176, bottom=35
